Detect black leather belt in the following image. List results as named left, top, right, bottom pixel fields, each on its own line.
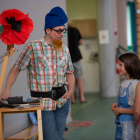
left=30, top=85, right=66, bottom=101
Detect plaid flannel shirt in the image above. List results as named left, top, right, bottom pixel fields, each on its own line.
left=14, top=38, right=74, bottom=110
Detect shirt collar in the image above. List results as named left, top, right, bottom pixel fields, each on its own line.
left=40, top=37, right=53, bottom=47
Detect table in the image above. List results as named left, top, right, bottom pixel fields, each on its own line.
left=0, top=104, right=43, bottom=140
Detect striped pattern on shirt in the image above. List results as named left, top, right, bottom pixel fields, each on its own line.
left=14, top=38, right=74, bottom=110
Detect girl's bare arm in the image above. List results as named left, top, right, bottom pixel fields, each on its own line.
left=133, top=82, right=140, bottom=125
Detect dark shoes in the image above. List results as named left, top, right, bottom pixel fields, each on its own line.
left=65, top=127, right=68, bottom=131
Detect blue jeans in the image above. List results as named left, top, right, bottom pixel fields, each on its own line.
left=42, top=99, right=70, bottom=140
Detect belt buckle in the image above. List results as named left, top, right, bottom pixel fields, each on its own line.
left=52, top=90, right=55, bottom=98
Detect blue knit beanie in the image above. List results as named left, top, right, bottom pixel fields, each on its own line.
left=44, top=6, right=68, bottom=30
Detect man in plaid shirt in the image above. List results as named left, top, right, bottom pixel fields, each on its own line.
left=0, top=6, right=75, bottom=140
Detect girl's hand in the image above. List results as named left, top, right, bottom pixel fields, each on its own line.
left=111, top=103, right=117, bottom=111
left=112, top=107, right=120, bottom=116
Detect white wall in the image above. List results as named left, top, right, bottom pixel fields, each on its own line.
left=80, top=39, right=99, bottom=93
left=0, top=0, right=67, bottom=137
left=66, top=0, right=100, bottom=93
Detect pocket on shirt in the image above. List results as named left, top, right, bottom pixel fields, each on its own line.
left=38, top=54, right=52, bottom=68
left=38, top=60, right=46, bottom=68
left=59, top=56, right=67, bottom=69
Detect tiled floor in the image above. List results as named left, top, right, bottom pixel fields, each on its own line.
left=64, top=94, right=117, bottom=140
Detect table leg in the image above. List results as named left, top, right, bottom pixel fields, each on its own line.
left=37, top=110, right=43, bottom=140
left=35, top=135, right=38, bottom=140
left=0, top=112, right=4, bottom=140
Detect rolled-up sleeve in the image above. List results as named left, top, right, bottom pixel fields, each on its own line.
left=66, top=51, right=74, bottom=73
left=14, top=44, right=31, bottom=71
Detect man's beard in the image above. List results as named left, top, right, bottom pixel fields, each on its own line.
left=54, top=39, right=63, bottom=51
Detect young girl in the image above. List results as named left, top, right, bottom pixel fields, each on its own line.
left=111, top=52, right=140, bottom=140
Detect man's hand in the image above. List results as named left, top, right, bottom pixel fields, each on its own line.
left=65, top=73, right=75, bottom=99
left=62, top=91, right=73, bottom=99
left=0, top=66, right=20, bottom=101
left=0, top=88, right=11, bottom=101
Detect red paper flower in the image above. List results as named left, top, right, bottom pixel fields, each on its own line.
left=0, top=9, right=33, bottom=45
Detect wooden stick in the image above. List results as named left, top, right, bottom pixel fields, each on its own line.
left=0, top=44, right=14, bottom=94
left=0, top=112, right=4, bottom=140
left=37, top=109, right=43, bottom=140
